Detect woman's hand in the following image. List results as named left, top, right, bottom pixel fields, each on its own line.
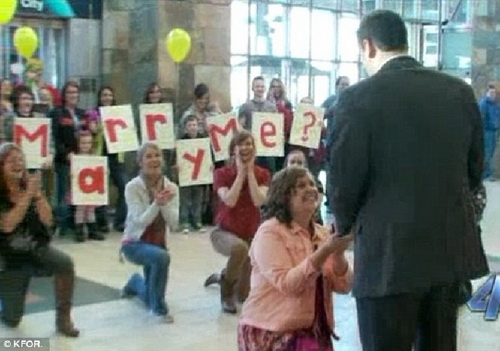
left=155, top=186, right=176, bottom=206
left=234, top=146, right=246, bottom=177
left=324, top=233, right=353, bottom=256
left=26, top=171, right=42, bottom=198
left=42, top=155, right=53, bottom=169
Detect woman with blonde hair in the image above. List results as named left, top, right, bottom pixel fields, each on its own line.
left=120, top=142, right=179, bottom=323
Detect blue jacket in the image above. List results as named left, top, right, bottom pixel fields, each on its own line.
left=479, top=96, right=499, bottom=131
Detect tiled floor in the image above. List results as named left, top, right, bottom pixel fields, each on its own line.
left=2, top=182, right=500, bottom=351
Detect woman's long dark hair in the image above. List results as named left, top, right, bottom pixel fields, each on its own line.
left=0, top=143, right=26, bottom=203
left=97, top=85, right=116, bottom=107
left=61, top=81, right=80, bottom=107
left=262, top=166, right=310, bottom=226
left=11, top=85, right=34, bottom=115
left=143, top=83, right=164, bottom=104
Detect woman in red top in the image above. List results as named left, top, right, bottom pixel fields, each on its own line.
left=206, top=131, right=270, bottom=313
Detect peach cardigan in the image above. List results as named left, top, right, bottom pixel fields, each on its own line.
left=240, top=218, right=353, bottom=333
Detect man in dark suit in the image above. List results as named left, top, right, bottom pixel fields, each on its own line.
left=329, top=10, right=489, bottom=351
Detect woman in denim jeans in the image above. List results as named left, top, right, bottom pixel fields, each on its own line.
left=120, top=142, right=179, bottom=323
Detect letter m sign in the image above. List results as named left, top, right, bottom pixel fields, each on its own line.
left=467, top=274, right=500, bottom=321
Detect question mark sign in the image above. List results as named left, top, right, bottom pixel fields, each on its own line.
left=301, top=111, right=316, bottom=142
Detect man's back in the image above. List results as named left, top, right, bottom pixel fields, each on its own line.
left=330, top=56, right=488, bottom=298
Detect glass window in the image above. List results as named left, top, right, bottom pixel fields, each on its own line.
left=313, top=0, right=341, bottom=11
left=311, top=10, right=335, bottom=61
left=381, top=0, right=402, bottom=13
left=342, top=0, right=359, bottom=13
left=289, top=58, right=310, bottom=105
left=231, top=1, right=249, bottom=55
left=290, top=0, right=311, bottom=7
left=250, top=3, right=287, bottom=57
left=445, top=0, right=471, bottom=24
left=339, top=62, right=360, bottom=84
left=421, top=0, right=439, bottom=22
left=442, top=30, right=471, bottom=70
left=338, top=14, right=360, bottom=62
left=362, top=0, right=376, bottom=14
left=1, top=22, right=65, bottom=87
left=231, top=55, right=249, bottom=108
left=403, top=0, right=418, bottom=19
left=290, top=6, right=310, bottom=59
left=310, top=61, right=334, bottom=106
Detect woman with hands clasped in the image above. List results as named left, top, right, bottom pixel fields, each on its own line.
left=238, top=166, right=353, bottom=351
left=120, top=142, right=179, bottom=324
left=205, top=131, right=270, bottom=314
left=0, top=143, right=79, bottom=337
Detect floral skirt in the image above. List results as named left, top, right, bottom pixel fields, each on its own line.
left=237, top=323, right=333, bottom=351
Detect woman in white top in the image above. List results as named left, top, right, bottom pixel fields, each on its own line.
left=120, top=142, right=179, bottom=323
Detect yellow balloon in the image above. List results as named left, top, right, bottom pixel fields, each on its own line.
left=14, top=26, right=39, bottom=59
left=166, top=28, right=192, bottom=63
left=0, top=0, right=17, bottom=24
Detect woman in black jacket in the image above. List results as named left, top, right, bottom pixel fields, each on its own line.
left=49, top=81, right=87, bottom=237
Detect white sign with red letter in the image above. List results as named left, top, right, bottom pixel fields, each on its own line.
left=206, top=113, right=240, bottom=161
left=289, top=104, right=325, bottom=149
left=139, top=103, right=175, bottom=149
left=252, top=112, right=284, bottom=157
left=100, top=105, right=139, bottom=153
left=13, top=118, right=51, bottom=169
left=176, top=138, right=213, bottom=187
left=70, top=155, right=108, bottom=206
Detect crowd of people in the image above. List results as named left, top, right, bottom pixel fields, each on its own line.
left=0, top=9, right=496, bottom=351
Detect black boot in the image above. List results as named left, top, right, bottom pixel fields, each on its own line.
left=220, top=274, right=237, bottom=314
left=87, top=223, right=105, bottom=241
left=74, top=224, right=85, bottom=243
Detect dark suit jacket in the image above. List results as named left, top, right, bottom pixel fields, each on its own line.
left=329, top=56, right=489, bottom=298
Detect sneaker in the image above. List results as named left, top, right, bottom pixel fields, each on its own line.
left=192, top=223, right=206, bottom=232
left=151, top=312, right=174, bottom=324
left=179, top=223, right=190, bottom=234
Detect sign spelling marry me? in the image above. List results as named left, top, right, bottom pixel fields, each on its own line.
left=13, top=118, right=51, bottom=169
left=70, top=155, right=108, bottom=206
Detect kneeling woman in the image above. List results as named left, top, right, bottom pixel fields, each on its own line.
left=238, top=166, right=353, bottom=350
left=0, top=143, right=79, bottom=337
left=120, top=142, right=179, bottom=323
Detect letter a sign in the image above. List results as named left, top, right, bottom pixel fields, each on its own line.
left=101, top=105, right=139, bottom=153
left=13, top=118, right=51, bottom=169
left=71, top=155, right=108, bottom=206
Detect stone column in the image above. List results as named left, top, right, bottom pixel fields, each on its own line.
left=158, top=0, right=231, bottom=121
left=102, top=0, right=159, bottom=104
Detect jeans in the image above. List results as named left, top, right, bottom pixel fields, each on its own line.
left=484, top=130, right=497, bottom=179
left=121, top=242, right=170, bottom=315
left=54, top=163, right=71, bottom=229
left=179, top=185, right=205, bottom=225
left=95, top=155, right=128, bottom=229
